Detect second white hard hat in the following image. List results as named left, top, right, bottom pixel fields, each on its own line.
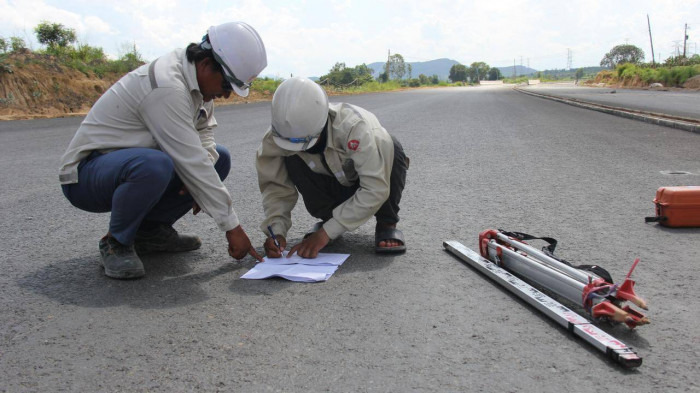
left=207, top=21, right=267, bottom=97
left=271, top=77, right=329, bottom=151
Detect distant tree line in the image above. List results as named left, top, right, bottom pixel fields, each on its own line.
left=448, top=62, right=502, bottom=83
left=319, top=53, right=442, bottom=88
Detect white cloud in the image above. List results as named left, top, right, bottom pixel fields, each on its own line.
left=1, top=0, right=698, bottom=76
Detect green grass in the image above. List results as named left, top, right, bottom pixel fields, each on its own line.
left=333, top=80, right=403, bottom=93
left=250, top=77, right=282, bottom=93
left=607, top=63, right=700, bottom=87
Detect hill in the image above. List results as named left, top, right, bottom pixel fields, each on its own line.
left=366, top=59, right=541, bottom=80
left=368, top=58, right=460, bottom=81
left=495, top=65, right=538, bottom=77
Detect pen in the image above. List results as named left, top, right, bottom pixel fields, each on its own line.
left=267, top=225, right=281, bottom=250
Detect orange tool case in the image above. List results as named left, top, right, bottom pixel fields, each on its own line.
left=645, top=186, right=700, bottom=227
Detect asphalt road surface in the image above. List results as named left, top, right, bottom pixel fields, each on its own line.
left=1, top=85, right=699, bottom=392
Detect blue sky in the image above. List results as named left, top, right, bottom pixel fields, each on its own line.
left=1, top=0, right=698, bottom=78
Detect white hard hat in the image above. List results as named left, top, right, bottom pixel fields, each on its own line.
left=271, top=77, right=329, bottom=151
left=207, top=21, right=267, bottom=97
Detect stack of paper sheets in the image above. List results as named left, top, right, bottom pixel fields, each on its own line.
left=240, top=251, right=350, bottom=282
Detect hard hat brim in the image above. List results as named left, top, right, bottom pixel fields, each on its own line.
left=230, top=80, right=249, bottom=98
left=272, top=135, right=320, bottom=152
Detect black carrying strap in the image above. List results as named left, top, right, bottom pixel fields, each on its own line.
left=645, top=216, right=666, bottom=223
left=498, top=229, right=614, bottom=284
left=499, top=229, right=559, bottom=254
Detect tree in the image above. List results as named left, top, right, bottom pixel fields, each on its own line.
left=320, top=62, right=375, bottom=86
left=488, top=67, right=502, bottom=80
left=35, top=21, right=77, bottom=52
left=10, top=36, right=26, bottom=53
left=353, top=63, right=374, bottom=84
left=0, top=37, right=8, bottom=53
left=407, top=64, right=413, bottom=80
left=575, top=68, right=584, bottom=83
left=600, top=44, right=645, bottom=68
left=321, top=62, right=353, bottom=85
left=468, top=62, right=490, bottom=82
left=387, top=53, right=406, bottom=80
left=418, top=74, right=429, bottom=85
left=117, top=42, right=145, bottom=70
left=449, top=64, right=467, bottom=82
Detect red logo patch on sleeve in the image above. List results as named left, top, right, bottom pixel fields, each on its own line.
left=347, top=140, right=360, bottom=151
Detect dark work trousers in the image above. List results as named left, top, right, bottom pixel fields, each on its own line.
left=61, top=145, right=231, bottom=246
left=285, top=136, right=408, bottom=225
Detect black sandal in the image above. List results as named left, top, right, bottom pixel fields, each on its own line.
left=375, top=227, right=406, bottom=254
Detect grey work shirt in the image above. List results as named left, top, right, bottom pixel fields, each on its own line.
left=58, top=49, right=239, bottom=232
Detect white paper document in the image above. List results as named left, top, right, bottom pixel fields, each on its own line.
left=240, top=251, right=350, bottom=282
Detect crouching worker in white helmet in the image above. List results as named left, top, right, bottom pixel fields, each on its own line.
left=256, top=76, right=409, bottom=258
left=58, top=22, right=267, bottom=279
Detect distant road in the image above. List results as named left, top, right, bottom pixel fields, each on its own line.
left=522, top=82, right=700, bottom=120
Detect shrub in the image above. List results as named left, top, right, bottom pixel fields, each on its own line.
left=10, top=36, right=26, bottom=53
left=251, top=77, right=282, bottom=94
left=595, top=64, right=699, bottom=87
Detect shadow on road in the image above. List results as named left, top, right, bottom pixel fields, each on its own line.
left=17, top=250, right=247, bottom=309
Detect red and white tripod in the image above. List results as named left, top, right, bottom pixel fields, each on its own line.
left=444, top=229, right=649, bottom=368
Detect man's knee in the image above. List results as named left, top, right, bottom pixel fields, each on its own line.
left=391, top=136, right=409, bottom=173
left=215, top=145, right=231, bottom=181
left=133, top=151, right=175, bottom=185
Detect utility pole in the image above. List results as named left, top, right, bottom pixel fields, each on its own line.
left=566, top=48, right=572, bottom=70
left=513, top=58, right=516, bottom=77
left=385, top=49, right=391, bottom=80
left=647, top=14, right=656, bottom=66
left=683, top=23, right=688, bottom=58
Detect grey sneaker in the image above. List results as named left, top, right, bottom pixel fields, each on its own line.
left=98, top=236, right=145, bottom=279
left=134, top=224, right=201, bottom=255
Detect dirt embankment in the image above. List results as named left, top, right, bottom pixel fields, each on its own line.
left=0, top=52, right=272, bottom=121
left=0, top=52, right=120, bottom=120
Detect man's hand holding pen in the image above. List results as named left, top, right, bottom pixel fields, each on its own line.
left=265, top=225, right=287, bottom=258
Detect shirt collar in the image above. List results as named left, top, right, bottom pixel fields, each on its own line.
left=181, top=50, right=203, bottom=99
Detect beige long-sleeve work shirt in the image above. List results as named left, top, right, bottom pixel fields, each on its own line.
left=256, top=103, right=394, bottom=240
left=58, top=49, right=239, bottom=232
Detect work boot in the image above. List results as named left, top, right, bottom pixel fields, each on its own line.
left=98, top=235, right=145, bottom=279
left=134, top=224, right=201, bottom=255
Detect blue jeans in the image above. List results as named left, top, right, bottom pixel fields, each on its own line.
left=62, top=146, right=231, bottom=245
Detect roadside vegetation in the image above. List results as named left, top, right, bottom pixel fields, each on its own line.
left=589, top=43, right=700, bottom=88
left=0, top=21, right=145, bottom=77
